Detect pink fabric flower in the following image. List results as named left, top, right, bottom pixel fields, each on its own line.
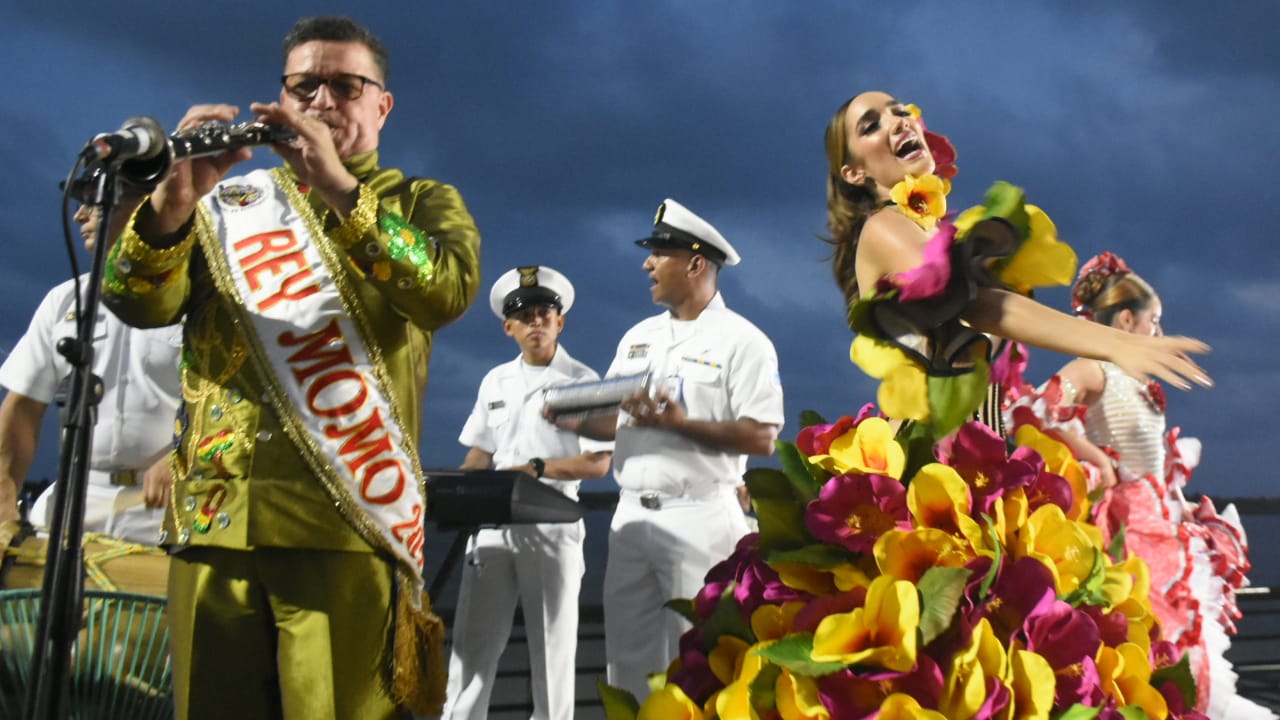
left=876, top=222, right=957, bottom=301
left=806, top=474, right=909, bottom=553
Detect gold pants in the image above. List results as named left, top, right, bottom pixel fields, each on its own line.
left=167, top=546, right=406, bottom=720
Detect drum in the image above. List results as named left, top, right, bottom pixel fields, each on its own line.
left=0, top=531, right=170, bottom=597
left=0, top=533, right=173, bottom=718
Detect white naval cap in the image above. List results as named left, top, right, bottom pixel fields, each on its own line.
left=635, top=198, right=741, bottom=267
left=488, top=265, right=576, bottom=319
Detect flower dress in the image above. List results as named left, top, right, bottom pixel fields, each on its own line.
left=603, top=177, right=1223, bottom=720
left=1010, top=361, right=1273, bottom=719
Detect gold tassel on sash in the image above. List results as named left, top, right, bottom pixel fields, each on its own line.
left=391, top=580, right=447, bottom=716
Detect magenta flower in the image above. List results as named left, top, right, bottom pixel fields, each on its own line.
left=876, top=222, right=957, bottom=301
left=990, top=341, right=1029, bottom=388
left=668, top=629, right=722, bottom=704
left=806, top=473, right=909, bottom=553
left=817, top=655, right=944, bottom=720
left=935, top=422, right=1039, bottom=515
left=963, top=555, right=1057, bottom=643
left=694, top=533, right=804, bottom=621
left=1024, top=599, right=1104, bottom=707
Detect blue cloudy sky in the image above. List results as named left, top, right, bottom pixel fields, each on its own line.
left=2, top=3, right=1277, bottom=543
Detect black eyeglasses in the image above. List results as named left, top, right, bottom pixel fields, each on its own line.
left=281, top=73, right=384, bottom=102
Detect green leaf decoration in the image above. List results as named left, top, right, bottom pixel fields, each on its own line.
left=597, top=680, right=639, bottom=720
left=766, top=544, right=855, bottom=570
left=1116, top=706, right=1151, bottom=720
left=1150, top=652, right=1197, bottom=710
left=777, top=441, right=824, bottom=503
left=746, top=467, right=812, bottom=551
left=1063, top=548, right=1106, bottom=607
left=896, top=421, right=939, bottom=483
left=1106, top=522, right=1128, bottom=564
left=1055, top=704, right=1102, bottom=720
left=700, top=585, right=755, bottom=652
left=917, top=566, right=972, bottom=646
left=754, top=633, right=848, bottom=677
left=748, top=662, right=781, bottom=715
left=798, top=409, right=828, bottom=429
left=970, top=181, right=1030, bottom=239
left=926, top=356, right=990, bottom=438
left=664, top=597, right=697, bottom=625
left=978, top=516, right=1004, bottom=598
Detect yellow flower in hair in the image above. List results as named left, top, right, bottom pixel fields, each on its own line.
left=890, top=174, right=948, bottom=230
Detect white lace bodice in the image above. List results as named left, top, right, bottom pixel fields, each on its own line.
left=1083, top=361, right=1166, bottom=477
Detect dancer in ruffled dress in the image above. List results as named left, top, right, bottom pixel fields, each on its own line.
left=606, top=91, right=1224, bottom=720
left=1007, top=253, right=1273, bottom=719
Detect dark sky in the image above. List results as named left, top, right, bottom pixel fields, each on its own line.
left=3, top=1, right=1277, bottom=506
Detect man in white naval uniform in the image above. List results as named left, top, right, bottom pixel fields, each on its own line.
left=444, top=265, right=613, bottom=720
left=553, top=199, right=785, bottom=702
left=0, top=205, right=181, bottom=551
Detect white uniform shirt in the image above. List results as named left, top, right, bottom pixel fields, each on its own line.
left=0, top=276, right=183, bottom=472
left=459, top=345, right=613, bottom=499
left=606, top=292, right=784, bottom=494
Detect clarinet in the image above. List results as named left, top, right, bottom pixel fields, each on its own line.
left=119, top=120, right=297, bottom=192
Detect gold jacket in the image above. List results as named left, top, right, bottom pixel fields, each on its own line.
left=102, top=151, right=481, bottom=552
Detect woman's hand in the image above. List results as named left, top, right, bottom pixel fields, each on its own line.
left=1110, top=334, right=1212, bottom=390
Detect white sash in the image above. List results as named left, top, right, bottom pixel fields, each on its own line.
left=196, top=168, right=426, bottom=576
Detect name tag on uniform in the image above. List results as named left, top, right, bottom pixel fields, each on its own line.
left=487, top=401, right=506, bottom=410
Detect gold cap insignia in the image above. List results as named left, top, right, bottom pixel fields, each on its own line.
left=518, top=265, right=539, bottom=287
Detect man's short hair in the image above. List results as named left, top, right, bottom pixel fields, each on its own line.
left=282, top=16, right=390, bottom=82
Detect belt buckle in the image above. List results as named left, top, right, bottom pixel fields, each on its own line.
left=109, top=469, right=138, bottom=487
left=639, top=492, right=662, bottom=510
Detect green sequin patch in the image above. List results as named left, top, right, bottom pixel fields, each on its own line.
left=380, top=213, right=436, bottom=283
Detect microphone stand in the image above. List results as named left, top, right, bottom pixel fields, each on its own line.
left=22, top=162, right=121, bottom=720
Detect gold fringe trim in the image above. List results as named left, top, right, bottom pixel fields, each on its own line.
left=392, top=584, right=447, bottom=716
left=329, top=183, right=379, bottom=249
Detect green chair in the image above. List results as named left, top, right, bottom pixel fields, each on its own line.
left=0, top=588, right=172, bottom=719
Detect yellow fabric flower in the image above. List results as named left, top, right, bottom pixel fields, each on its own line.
left=878, top=693, right=948, bottom=720
left=1009, top=648, right=1056, bottom=720
left=714, top=641, right=770, bottom=719
left=807, top=417, right=907, bottom=479
left=777, top=670, right=831, bottom=720
left=906, top=464, right=981, bottom=540
left=1016, top=505, right=1099, bottom=597
left=775, top=559, right=873, bottom=596
left=637, top=683, right=705, bottom=720
left=938, top=618, right=1011, bottom=720
left=812, top=575, right=920, bottom=671
left=1095, top=642, right=1169, bottom=719
left=751, top=602, right=806, bottom=642
left=1013, top=425, right=1091, bottom=520
left=849, top=336, right=930, bottom=421
left=890, top=174, right=948, bottom=230
left=708, top=635, right=751, bottom=687
left=997, top=204, right=1077, bottom=294
left=874, top=527, right=971, bottom=584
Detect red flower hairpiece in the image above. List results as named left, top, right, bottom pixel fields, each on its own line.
left=1071, top=251, right=1132, bottom=317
